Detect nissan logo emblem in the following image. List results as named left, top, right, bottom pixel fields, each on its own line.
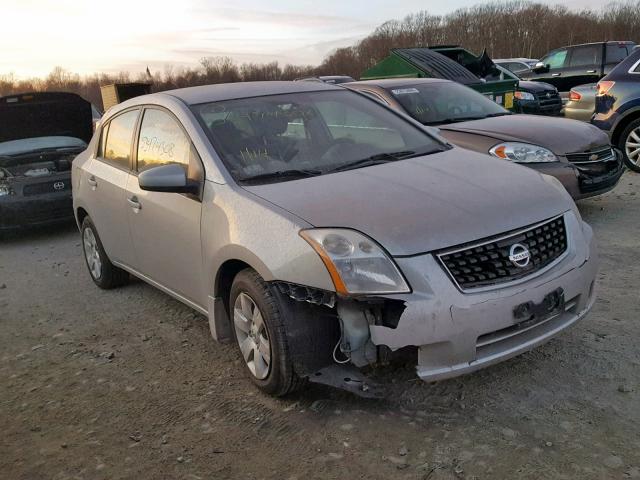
left=53, top=181, right=65, bottom=191
left=508, top=243, right=531, bottom=268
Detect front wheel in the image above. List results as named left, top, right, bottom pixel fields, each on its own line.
left=230, top=269, right=302, bottom=396
left=620, top=119, right=640, bottom=173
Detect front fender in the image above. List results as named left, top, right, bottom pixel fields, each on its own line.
left=201, top=181, right=336, bottom=298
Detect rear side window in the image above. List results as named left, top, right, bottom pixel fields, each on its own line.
left=606, top=44, right=629, bottom=64
left=102, top=110, right=139, bottom=169
left=569, top=45, right=602, bottom=68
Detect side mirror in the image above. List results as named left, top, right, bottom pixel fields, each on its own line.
left=533, top=61, right=549, bottom=73
left=138, top=163, right=198, bottom=194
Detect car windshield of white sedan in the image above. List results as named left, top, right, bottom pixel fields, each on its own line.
left=387, top=82, right=510, bottom=126
left=192, top=90, right=445, bottom=184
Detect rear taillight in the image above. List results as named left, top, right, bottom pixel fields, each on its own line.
left=596, top=81, right=615, bottom=96
left=569, top=90, right=582, bottom=101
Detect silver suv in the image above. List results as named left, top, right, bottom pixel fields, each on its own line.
left=72, top=81, right=598, bottom=396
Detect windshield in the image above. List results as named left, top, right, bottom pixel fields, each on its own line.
left=386, top=82, right=509, bottom=126
left=191, top=90, right=445, bottom=184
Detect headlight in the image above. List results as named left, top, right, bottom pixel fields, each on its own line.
left=300, top=228, right=410, bottom=295
left=489, top=142, right=557, bottom=163
left=0, top=184, right=12, bottom=196
left=514, top=91, right=535, bottom=101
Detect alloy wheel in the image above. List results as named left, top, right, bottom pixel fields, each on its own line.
left=625, top=127, right=640, bottom=166
left=83, top=227, right=102, bottom=280
left=233, top=292, right=271, bottom=380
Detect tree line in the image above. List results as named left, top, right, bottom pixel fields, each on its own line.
left=2, top=1, right=639, bottom=110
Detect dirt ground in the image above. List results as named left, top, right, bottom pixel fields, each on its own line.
left=1, top=173, right=639, bottom=480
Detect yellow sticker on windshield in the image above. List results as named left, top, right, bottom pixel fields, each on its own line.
left=505, top=92, right=514, bottom=109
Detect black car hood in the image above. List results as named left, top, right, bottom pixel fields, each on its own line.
left=517, top=80, right=556, bottom=93
left=0, top=92, right=93, bottom=145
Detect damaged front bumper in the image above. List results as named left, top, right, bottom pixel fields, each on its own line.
left=360, top=211, right=597, bottom=382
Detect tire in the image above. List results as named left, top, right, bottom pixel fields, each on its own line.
left=81, top=216, right=129, bottom=289
left=229, top=269, right=302, bottom=396
left=619, top=118, right=640, bottom=173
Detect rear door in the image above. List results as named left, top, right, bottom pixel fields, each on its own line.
left=82, top=108, right=140, bottom=266
left=562, top=44, right=604, bottom=91
left=125, top=107, right=206, bottom=306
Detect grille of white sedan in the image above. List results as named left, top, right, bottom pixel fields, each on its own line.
left=437, top=215, right=568, bottom=291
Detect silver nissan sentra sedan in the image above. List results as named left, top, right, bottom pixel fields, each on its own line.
left=72, top=81, right=598, bottom=396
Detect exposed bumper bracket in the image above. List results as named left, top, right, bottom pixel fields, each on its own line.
left=309, top=364, right=385, bottom=399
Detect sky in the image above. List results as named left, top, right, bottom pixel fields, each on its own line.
left=0, top=0, right=613, bottom=78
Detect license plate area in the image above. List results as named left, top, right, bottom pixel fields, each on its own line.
left=513, top=288, right=565, bottom=329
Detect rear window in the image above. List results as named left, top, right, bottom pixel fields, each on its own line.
left=102, top=110, right=139, bottom=169
left=606, top=44, right=629, bottom=64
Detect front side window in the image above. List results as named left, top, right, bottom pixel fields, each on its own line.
left=192, top=90, right=445, bottom=183
left=542, top=49, right=568, bottom=69
left=386, top=82, right=508, bottom=125
left=102, top=109, right=139, bottom=169
left=568, top=45, right=602, bottom=68
left=137, top=109, right=191, bottom=172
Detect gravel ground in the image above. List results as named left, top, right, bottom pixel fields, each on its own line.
left=1, top=173, right=639, bottom=480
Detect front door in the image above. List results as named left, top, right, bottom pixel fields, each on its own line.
left=125, top=107, right=206, bottom=307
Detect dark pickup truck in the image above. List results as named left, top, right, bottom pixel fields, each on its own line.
left=520, top=41, right=636, bottom=93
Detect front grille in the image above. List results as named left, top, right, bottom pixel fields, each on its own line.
left=437, top=215, right=568, bottom=291
left=22, top=180, right=71, bottom=196
left=566, top=146, right=615, bottom=164
left=536, top=90, right=562, bottom=113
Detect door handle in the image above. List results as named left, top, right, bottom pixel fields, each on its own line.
left=551, top=73, right=561, bottom=77
left=586, top=69, right=597, bottom=73
left=87, top=175, right=97, bottom=188
left=127, top=196, right=142, bottom=211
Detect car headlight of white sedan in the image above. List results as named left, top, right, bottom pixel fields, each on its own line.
left=300, top=228, right=410, bottom=295
left=489, top=142, right=557, bottom=163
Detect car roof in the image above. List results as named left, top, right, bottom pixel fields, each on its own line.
left=158, top=81, right=340, bottom=105
left=346, top=78, right=450, bottom=88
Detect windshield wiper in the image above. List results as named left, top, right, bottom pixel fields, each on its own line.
left=426, top=112, right=512, bottom=125
left=325, top=151, right=418, bottom=173
left=326, top=148, right=446, bottom=174
left=484, top=112, right=512, bottom=118
left=237, top=169, right=322, bottom=184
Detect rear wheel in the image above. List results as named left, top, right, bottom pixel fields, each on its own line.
left=620, top=118, right=640, bottom=173
left=230, top=269, right=302, bottom=396
left=81, top=217, right=129, bottom=289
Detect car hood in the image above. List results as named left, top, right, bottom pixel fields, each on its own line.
left=439, top=114, right=610, bottom=155
left=517, top=80, right=556, bottom=93
left=243, top=148, right=572, bottom=256
left=0, top=92, right=93, bottom=145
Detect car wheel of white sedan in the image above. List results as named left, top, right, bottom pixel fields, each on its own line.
left=80, top=216, right=129, bottom=289
left=230, top=269, right=302, bottom=396
left=621, top=119, right=640, bottom=173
